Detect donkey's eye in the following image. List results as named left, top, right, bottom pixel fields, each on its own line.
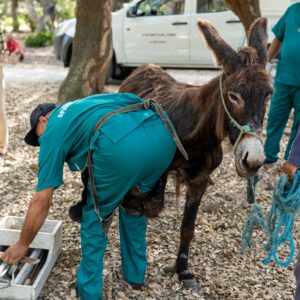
left=228, top=92, right=241, bottom=103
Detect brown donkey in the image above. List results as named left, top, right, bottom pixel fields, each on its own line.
left=119, top=18, right=273, bottom=290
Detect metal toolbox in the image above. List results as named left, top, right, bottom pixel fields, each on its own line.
left=0, top=216, right=62, bottom=299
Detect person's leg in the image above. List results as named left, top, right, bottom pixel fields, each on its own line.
left=76, top=122, right=164, bottom=297
left=264, top=82, right=292, bottom=163
left=119, top=207, right=147, bottom=285
left=77, top=201, right=108, bottom=300
left=285, top=87, right=300, bottom=159
left=77, top=130, right=143, bottom=299
left=118, top=116, right=176, bottom=286
left=78, top=114, right=176, bottom=296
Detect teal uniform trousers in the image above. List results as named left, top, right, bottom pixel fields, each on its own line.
left=264, top=82, right=300, bottom=162
left=77, top=114, right=176, bottom=300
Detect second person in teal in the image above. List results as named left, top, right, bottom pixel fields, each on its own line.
left=264, top=2, right=300, bottom=164
left=0, top=93, right=177, bottom=300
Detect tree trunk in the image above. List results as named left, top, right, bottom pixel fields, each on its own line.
left=111, top=0, right=117, bottom=12
left=25, top=0, right=46, bottom=32
left=11, top=0, right=19, bottom=32
left=225, top=0, right=261, bottom=33
left=0, top=66, right=8, bottom=155
left=58, top=0, right=112, bottom=102
left=39, top=0, right=54, bottom=29
left=2, top=0, right=9, bottom=16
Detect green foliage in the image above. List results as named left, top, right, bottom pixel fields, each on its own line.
left=56, top=0, right=76, bottom=20
left=24, top=30, right=54, bottom=47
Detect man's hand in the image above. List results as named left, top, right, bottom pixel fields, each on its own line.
left=0, top=241, right=28, bottom=265
left=0, top=188, right=54, bottom=265
left=282, top=161, right=298, bottom=180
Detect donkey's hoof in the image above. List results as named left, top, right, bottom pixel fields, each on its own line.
left=69, top=202, right=83, bottom=223
left=163, top=264, right=176, bottom=274
left=182, top=278, right=199, bottom=292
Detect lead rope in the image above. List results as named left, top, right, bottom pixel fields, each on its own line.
left=219, top=74, right=268, bottom=253
left=241, top=170, right=300, bottom=266
left=262, top=171, right=300, bottom=266
left=241, top=174, right=267, bottom=253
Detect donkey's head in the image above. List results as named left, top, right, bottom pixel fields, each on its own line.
left=198, top=18, right=272, bottom=178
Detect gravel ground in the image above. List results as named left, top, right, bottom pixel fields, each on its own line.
left=0, top=48, right=298, bottom=300
left=2, top=45, right=219, bottom=84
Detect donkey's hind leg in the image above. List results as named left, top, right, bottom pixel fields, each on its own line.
left=69, top=168, right=89, bottom=223
left=121, top=174, right=168, bottom=218
left=142, top=174, right=167, bottom=218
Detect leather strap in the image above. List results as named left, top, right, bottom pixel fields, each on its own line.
left=86, top=98, right=188, bottom=236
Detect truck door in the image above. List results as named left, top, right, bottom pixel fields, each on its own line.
left=124, top=0, right=190, bottom=65
left=190, top=0, right=244, bottom=67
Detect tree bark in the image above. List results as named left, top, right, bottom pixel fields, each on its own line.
left=225, top=0, right=261, bottom=33
left=11, top=0, right=19, bottom=32
left=58, top=0, right=112, bottom=102
left=39, top=0, right=55, bottom=29
left=25, top=0, right=46, bottom=32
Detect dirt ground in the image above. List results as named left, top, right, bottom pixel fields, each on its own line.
left=0, top=47, right=298, bottom=300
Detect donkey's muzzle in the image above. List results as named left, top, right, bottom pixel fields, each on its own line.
left=235, top=135, right=265, bottom=178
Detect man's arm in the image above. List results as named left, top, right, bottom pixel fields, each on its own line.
left=283, top=129, right=300, bottom=180
left=0, top=188, right=54, bottom=265
left=268, top=38, right=282, bottom=62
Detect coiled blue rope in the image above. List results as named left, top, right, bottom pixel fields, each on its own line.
left=241, top=170, right=300, bottom=267
left=262, top=171, right=300, bottom=266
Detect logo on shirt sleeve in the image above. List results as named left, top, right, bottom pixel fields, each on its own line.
left=57, top=102, right=73, bottom=119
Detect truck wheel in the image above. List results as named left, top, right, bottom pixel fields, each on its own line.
left=105, top=59, right=115, bottom=83
left=63, top=44, right=72, bottom=67
left=105, top=59, right=130, bottom=84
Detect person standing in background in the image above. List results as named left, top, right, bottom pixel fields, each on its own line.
left=264, top=2, right=300, bottom=164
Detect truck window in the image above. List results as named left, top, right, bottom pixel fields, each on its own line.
left=137, top=0, right=185, bottom=16
left=197, top=0, right=228, bottom=13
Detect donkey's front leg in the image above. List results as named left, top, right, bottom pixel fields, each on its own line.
left=171, top=181, right=208, bottom=291
left=178, top=184, right=207, bottom=290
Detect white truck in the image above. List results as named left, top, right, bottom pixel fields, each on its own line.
left=54, top=0, right=292, bottom=80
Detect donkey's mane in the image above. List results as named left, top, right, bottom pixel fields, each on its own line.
left=121, top=64, right=226, bottom=144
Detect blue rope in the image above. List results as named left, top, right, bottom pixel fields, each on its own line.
left=241, top=174, right=267, bottom=253
left=241, top=170, right=300, bottom=267
left=262, top=171, right=300, bottom=266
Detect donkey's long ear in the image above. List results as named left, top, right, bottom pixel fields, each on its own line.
left=198, top=19, right=240, bottom=71
left=248, top=18, right=268, bottom=67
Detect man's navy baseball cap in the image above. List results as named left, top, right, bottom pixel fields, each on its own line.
left=24, top=103, right=56, bottom=147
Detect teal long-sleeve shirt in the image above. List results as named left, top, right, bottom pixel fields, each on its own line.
left=36, top=93, right=157, bottom=192
left=273, top=2, right=300, bottom=87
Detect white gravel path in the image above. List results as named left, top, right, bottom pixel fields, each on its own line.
left=2, top=63, right=218, bottom=85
